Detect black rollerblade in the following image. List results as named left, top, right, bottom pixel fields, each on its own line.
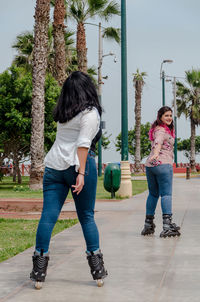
left=87, top=250, right=108, bottom=287
left=160, top=214, right=181, bottom=238
left=30, top=249, right=49, bottom=289
left=141, top=215, right=156, bottom=236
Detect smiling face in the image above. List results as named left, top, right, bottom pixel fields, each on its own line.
left=160, top=110, right=173, bottom=126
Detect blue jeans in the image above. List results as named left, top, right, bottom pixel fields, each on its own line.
left=145, top=164, right=173, bottom=216
left=36, top=152, right=99, bottom=253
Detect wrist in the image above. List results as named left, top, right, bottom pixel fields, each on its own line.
left=78, top=171, right=85, bottom=176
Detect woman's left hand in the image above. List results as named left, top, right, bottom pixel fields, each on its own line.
left=72, top=174, right=85, bottom=195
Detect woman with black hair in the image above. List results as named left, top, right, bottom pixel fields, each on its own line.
left=141, top=106, right=181, bottom=238
left=30, top=71, right=107, bottom=289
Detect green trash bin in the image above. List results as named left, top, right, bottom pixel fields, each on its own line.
left=104, top=163, right=121, bottom=198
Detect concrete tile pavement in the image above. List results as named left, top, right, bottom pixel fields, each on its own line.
left=0, top=178, right=199, bottom=302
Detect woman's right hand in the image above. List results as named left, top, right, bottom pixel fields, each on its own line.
left=72, top=174, right=85, bottom=195
left=149, top=152, right=159, bottom=162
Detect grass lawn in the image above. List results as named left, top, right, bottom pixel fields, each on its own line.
left=132, top=180, right=148, bottom=196
left=0, top=176, right=147, bottom=199
left=0, top=218, right=78, bottom=263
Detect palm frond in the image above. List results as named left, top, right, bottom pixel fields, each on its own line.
left=12, top=56, right=32, bottom=72
left=87, top=65, right=97, bottom=86
left=176, top=99, right=189, bottom=118
left=69, top=1, right=85, bottom=22
left=99, top=1, right=120, bottom=21
left=12, top=32, right=34, bottom=56
left=176, top=78, right=195, bottom=120
left=64, top=29, right=75, bottom=47
left=133, top=69, right=147, bottom=83
left=102, top=27, right=120, bottom=43
left=88, top=0, right=108, bottom=13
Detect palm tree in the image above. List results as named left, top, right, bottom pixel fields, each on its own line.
left=176, top=69, right=200, bottom=171
left=68, top=0, right=120, bottom=73
left=53, top=0, right=67, bottom=86
left=12, top=27, right=75, bottom=75
left=133, top=69, right=147, bottom=173
left=29, top=0, right=50, bottom=190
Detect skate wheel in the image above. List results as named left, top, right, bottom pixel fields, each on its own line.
left=35, top=281, right=42, bottom=290
left=96, top=279, right=104, bottom=287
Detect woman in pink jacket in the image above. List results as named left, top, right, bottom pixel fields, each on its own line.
left=141, top=106, right=181, bottom=238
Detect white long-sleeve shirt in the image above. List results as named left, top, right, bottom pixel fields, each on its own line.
left=44, top=107, right=100, bottom=171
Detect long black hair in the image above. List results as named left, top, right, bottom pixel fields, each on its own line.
left=53, top=71, right=102, bottom=123
left=151, top=106, right=174, bottom=130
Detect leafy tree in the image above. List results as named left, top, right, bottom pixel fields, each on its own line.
left=0, top=65, right=60, bottom=183
left=115, top=123, right=151, bottom=161
left=133, top=69, right=147, bottom=173
left=95, top=131, right=111, bottom=155
left=0, top=65, right=32, bottom=183
left=177, top=136, right=200, bottom=161
left=176, top=69, right=200, bottom=171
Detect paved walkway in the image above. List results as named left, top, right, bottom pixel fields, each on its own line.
left=0, top=177, right=200, bottom=302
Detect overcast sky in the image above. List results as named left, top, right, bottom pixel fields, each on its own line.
left=1, top=0, right=200, bottom=163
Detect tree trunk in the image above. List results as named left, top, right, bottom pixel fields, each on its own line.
left=134, top=81, right=142, bottom=173
left=53, top=0, right=66, bottom=86
left=13, top=152, right=17, bottom=182
left=29, top=0, right=50, bottom=190
left=190, top=118, right=196, bottom=172
left=17, top=160, right=22, bottom=184
left=13, top=165, right=17, bottom=182
left=77, top=22, right=87, bottom=73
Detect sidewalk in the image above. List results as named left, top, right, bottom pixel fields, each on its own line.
left=0, top=177, right=200, bottom=302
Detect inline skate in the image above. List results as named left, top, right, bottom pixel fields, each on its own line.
left=30, top=249, right=49, bottom=289
left=86, top=250, right=108, bottom=287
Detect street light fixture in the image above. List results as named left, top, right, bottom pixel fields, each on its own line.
left=160, top=59, right=173, bottom=106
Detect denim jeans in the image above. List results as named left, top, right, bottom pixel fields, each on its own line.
left=36, top=152, right=99, bottom=253
left=145, top=164, right=173, bottom=216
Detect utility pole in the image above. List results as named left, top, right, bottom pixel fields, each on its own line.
left=173, top=76, right=178, bottom=166
left=97, top=22, right=103, bottom=176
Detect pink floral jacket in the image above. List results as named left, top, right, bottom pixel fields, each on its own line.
left=145, top=126, right=174, bottom=167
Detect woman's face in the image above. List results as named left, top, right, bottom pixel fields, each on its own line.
left=160, top=110, right=173, bottom=126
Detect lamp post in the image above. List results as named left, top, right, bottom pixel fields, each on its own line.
left=117, top=0, right=132, bottom=198
left=166, top=75, right=178, bottom=167
left=160, top=60, right=173, bottom=106
left=97, top=22, right=115, bottom=176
